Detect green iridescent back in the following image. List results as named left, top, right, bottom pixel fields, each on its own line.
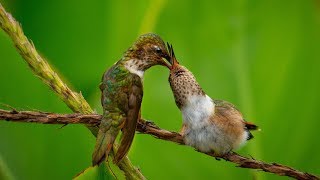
left=100, top=60, right=142, bottom=114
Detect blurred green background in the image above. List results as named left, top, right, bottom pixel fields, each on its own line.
left=0, top=0, right=319, bottom=179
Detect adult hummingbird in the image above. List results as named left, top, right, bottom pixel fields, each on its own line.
left=92, top=33, right=170, bottom=166
left=167, top=44, right=258, bottom=156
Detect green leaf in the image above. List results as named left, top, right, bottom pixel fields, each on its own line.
left=74, top=164, right=114, bottom=180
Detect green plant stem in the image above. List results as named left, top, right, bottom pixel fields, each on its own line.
left=0, top=155, right=14, bottom=180
left=0, top=3, right=144, bottom=180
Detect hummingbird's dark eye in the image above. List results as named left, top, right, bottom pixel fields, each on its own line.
left=154, top=46, right=162, bottom=54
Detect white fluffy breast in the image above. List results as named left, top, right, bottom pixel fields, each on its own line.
left=124, top=59, right=144, bottom=78
left=180, top=95, right=248, bottom=154
left=181, top=95, right=215, bottom=127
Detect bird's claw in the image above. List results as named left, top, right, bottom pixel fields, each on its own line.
left=145, top=120, right=155, bottom=126
left=206, top=150, right=223, bottom=160
left=139, top=120, right=150, bottom=132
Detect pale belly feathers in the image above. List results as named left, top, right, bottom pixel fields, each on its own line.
left=181, top=95, right=248, bottom=154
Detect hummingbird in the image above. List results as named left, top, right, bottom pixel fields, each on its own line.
left=92, top=33, right=170, bottom=166
left=166, top=44, right=258, bottom=156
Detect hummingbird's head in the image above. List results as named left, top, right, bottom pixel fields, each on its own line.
left=126, top=33, right=170, bottom=70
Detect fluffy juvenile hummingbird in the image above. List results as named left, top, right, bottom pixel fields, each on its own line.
left=92, top=33, right=170, bottom=166
left=167, top=44, right=258, bottom=156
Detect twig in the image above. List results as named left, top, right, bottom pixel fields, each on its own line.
left=0, top=3, right=144, bottom=179
left=0, top=109, right=318, bottom=180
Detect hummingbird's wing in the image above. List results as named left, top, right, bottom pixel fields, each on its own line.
left=212, top=99, right=258, bottom=140
left=213, top=100, right=258, bottom=129
left=213, top=100, right=244, bottom=124
left=113, top=74, right=143, bottom=164
left=92, top=67, right=128, bottom=166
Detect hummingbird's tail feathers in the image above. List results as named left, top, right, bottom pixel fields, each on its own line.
left=244, top=121, right=259, bottom=141
left=113, top=120, right=138, bottom=164
left=244, top=121, right=259, bottom=131
left=247, top=131, right=254, bottom=140
left=92, top=131, right=116, bottom=166
left=92, top=121, right=121, bottom=166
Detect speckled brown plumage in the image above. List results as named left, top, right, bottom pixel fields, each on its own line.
left=166, top=44, right=258, bottom=155
left=169, top=66, right=205, bottom=108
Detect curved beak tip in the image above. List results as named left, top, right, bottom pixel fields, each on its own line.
left=162, top=57, right=172, bottom=69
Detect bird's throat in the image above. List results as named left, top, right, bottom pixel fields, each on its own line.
left=124, top=59, right=145, bottom=78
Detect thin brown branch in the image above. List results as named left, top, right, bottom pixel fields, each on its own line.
left=0, top=109, right=318, bottom=180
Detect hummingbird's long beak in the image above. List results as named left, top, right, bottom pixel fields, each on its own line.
left=161, top=57, right=171, bottom=68
left=166, top=43, right=178, bottom=70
